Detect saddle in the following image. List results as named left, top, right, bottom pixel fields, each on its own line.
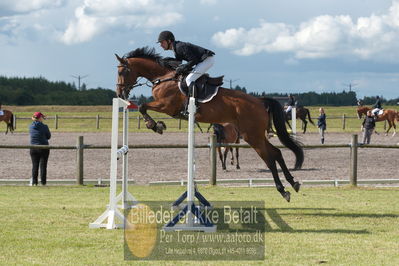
left=178, top=74, right=224, bottom=103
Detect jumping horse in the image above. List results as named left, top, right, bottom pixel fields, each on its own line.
left=285, top=106, right=315, bottom=134
left=115, top=47, right=303, bottom=201
left=0, top=110, right=14, bottom=134
left=356, top=106, right=398, bottom=136
left=212, top=123, right=241, bottom=171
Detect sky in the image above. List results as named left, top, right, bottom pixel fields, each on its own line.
left=1, top=0, right=399, bottom=99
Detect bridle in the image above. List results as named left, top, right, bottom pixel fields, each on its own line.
left=116, top=62, right=178, bottom=93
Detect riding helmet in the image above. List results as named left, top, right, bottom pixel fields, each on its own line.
left=158, top=31, right=175, bottom=42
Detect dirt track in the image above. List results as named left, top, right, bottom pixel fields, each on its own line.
left=1, top=131, right=398, bottom=185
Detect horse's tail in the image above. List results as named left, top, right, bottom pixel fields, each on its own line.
left=262, top=98, right=304, bottom=169
left=306, top=108, right=315, bottom=125
left=10, top=113, right=14, bottom=131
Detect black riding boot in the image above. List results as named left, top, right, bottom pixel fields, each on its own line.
left=179, top=83, right=197, bottom=117
left=188, top=83, right=200, bottom=112
left=188, top=83, right=196, bottom=97
left=180, top=98, right=189, bottom=117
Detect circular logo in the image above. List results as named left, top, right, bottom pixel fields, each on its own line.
left=125, top=203, right=158, bottom=258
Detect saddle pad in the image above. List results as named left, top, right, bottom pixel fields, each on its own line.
left=0, top=110, right=3, bottom=116
left=178, top=82, right=219, bottom=103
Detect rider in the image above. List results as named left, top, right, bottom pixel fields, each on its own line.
left=286, top=94, right=295, bottom=114
left=371, top=96, right=382, bottom=118
left=157, top=30, right=215, bottom=97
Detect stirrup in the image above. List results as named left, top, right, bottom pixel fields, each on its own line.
left=180, top=110, right=189, bottom=117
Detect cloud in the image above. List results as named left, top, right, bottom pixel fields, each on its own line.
left=212, top=0, right=399, bottom=62
left=200, top=0, right=218, bottom=5
left=60, top=0, right=184, bottom=45
left=0, top=0, right=64, bottom=16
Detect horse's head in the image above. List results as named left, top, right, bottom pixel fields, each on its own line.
left=356, top=106, right=369, bottom=119
left=115, top=54, right=138, bottom=100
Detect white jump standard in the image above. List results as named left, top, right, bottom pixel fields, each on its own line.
left=90, top=98, right=137, bottom=229
left=163, top=92, right=216, bottom=232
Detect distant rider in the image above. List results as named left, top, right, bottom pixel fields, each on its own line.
left=286, top=94, right=295, bottom=114
left=157, top=30, right=215, bottom=97
left=371, top=96, right=382, bottom=118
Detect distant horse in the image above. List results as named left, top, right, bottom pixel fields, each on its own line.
left=356, top=106, right=398, bottom=136
left=284, top=106, right=315, bottom=134
left=0, top=110, right=14, bottom=134
left=212, top=123, right=240, bottom=171
left=115, top=47, right=303, bottom=201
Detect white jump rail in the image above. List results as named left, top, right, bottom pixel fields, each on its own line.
left=89, top=98, right=137, bottom=229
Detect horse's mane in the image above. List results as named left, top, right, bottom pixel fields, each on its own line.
left=123, top=46, right=181, bottom=70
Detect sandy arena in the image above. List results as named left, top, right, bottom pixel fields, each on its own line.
left=0, top=131, right=398, bottom=185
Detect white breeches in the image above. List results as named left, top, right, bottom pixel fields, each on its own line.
left=286, top=105, right=292, bottom=113
left=372, top=108, right=381, bottom=115
left=185, top=56, right=215, bottom=86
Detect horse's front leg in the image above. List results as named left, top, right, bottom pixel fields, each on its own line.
left=138, top=102, right=167, bottom=134
left=385, top=121, right=392, bottom=136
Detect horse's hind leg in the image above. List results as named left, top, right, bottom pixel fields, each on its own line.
left=223, top=147, right=230, bottom=169
left=286, top=120, right=292, bottom=130
left=246, top=136, right=291, bottom=201
left=385, top=121, right=392, bottom=136
left=218, top=147, right=226, bottom=170
left=302, top=119, right=308, bottom=134
left=272, top=146, right=301, bottom=192
left=229, top=147, right=234, bottom=165
left=8, top=123, right=13, bottom=134
left=235, top=147, right=240, bottom=169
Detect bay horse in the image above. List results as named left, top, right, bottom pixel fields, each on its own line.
left=284, top=106, right=315, bottom=134
left=356, top=106, right=397, bottom=136
left=212, top=123, right=240, bottom=171
left=0, top=110, right=14, bottom=134
left=115, top=47, right=303, bottom=201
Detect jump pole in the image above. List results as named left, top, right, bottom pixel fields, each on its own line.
left=89, top=98, right=137, bottom=229
left=163, top=96, right=216, bottom=232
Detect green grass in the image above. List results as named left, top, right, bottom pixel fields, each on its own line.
left=3, top=105, right=210, bottom=133
left=1, top=105, right=398, bottom=133
left=0, top=186, right=398, bottom=265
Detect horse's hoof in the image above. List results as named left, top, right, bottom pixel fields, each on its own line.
left=293, top=182, right=301, bottom=192
left=281, top=191, right=291, bottom=202
left=146, top=120, right=156, bottom=130
left=236, top=165, right=240, bottom=170
left=157, top=121, right=166, bottom=129
left=155, top=121, right=166, bottom=134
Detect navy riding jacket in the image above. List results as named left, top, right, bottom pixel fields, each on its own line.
left=362, top=116, right=376, bottom=130
left=29, top=121, right=51, bottom=145
left=287, top=97, right=295, bottom=106
left=172, top=41, right=215, bottom=69
left=373, top=99, right=382, bottom=109
left=317, top=113, right=326, bottom=130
